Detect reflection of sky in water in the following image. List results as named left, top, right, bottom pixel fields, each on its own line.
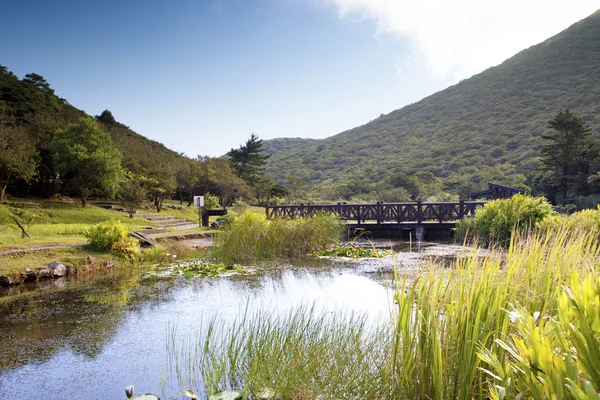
left=0, top=269, right=394, bottom=399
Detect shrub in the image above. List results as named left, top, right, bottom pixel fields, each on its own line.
left=111, top=236, right=140, bottom=259
left=537, top=206, right=600, bottom=240
left=84, top=220, right=129, bottom=251
left=456, top=195, right=556, bottom=245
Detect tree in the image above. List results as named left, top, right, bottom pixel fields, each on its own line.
left=226, top=133, right=271, bottom=187
left=95, top=109, right=117, bottom=125
left=196, top=157, right=249, bottom=207
left=540, top=110, right=595, bottom=205
left=0, top=123, right=38, bottom=202
left=119, top=172, right=152, bottom=217
left=52, top=117, right=123, bottom=207
left=147, top=161, right=176, bottom=213
left=176, top=159, right=199, bottom=206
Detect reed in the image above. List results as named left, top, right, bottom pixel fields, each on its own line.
left=212, top=212, right=343, bottom=264
left=167, top=307, right=395, bottom=399
left=392, top=228, right=599, bottom=399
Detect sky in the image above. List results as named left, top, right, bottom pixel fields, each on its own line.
left=1, top=0, right=598, bottom=157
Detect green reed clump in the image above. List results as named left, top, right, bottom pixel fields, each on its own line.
left=392, top=228, right=599, bottom=400
left=212, top=212, right=343, bottom=264
left=167, top=307, right=395, bottom=400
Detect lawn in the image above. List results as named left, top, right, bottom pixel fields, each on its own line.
left=0, top=200, right=151, bottom=251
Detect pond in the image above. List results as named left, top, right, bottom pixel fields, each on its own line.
left=0, top=259, right=399, bottom=399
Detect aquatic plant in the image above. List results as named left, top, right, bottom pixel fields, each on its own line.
left=391, top=228, right=599, bottom=399
left=167, top=227, right=600, bottom=399
left=167, top=306, right=393, bottom=399
left=212, top=212, right=342, bottom=264
left=172, top=260, right=246, bottom=278
left=313, top=245, right=391, bottom=258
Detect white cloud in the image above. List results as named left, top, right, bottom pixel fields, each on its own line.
left=324, top=0, right=599, bottom=82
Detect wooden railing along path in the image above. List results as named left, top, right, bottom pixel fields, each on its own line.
left=266, top=201, right=485, bottom=225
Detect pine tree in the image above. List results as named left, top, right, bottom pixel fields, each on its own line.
left=226, top=134, right=271, bottom=187
left=540, top=110, right=594, bottom=205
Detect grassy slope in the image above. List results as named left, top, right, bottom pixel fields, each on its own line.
left=0, top=201, right=151, bottom=250
left=263, top=10, right=600, bottom=192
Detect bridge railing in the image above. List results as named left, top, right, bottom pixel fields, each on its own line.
left=265, top=201, right=485, bottom=224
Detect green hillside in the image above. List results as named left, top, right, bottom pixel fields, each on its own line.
left=263, top=10, right=600, bottom=198
left=0, top=67, right=187, bottom=197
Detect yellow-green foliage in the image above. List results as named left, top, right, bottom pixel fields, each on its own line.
left=392, top=229, right=599, bottom=399
left=456, top=195, right=556, bottom=244
left=480, top=273, right=600, bottom=400
left=212, top=212, right=342, bottom=264
left=84, top=219, right=139, bottom=258
left=538, top=206, right=600, bottom=239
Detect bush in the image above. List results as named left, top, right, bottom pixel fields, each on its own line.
left=538, top=206, right=600, bottom=239
left=111, top=236, right=140, bottom=259
left=84, top=220, right=129, bottom=251
left=84, top=219, right=140, bottom=257
left=456, top=195, right=556, bottom=245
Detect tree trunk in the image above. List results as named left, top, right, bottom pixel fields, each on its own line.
left=81, top=195, right=87, bottom=208
left=0, top=185, right=5, bottom=204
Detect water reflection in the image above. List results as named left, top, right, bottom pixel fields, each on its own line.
left=0, top=264, right=395, bottom=399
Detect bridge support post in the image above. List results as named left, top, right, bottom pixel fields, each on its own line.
left=415, top=225, right=425, bottom=242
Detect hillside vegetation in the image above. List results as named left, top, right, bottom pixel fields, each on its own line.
left=263, top=10, right=600, bottom=198
left=0, top=67, right=188, bottom=199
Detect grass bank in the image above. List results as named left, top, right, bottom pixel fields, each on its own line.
left=0, top=201, right=150, bottom=250
left=169, top=228, right=600, bottom=399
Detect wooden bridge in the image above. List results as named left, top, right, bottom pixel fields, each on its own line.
left=265, top=201, right=486, bottom=240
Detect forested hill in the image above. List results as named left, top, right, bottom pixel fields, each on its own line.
left=262, top=9, right=600, bottom=196
left=0, top=66, right=187, bottom=197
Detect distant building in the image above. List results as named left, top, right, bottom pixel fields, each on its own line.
left=469, top=183, right=525, bottom=200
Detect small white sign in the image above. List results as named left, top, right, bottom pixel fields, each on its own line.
left=194, top=196, right=204, bottom=207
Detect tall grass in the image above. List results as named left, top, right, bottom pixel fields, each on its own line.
left=167, top=307, right=394, bottom=399
left=168, top=228, right=600, bottom=399
left=212, top=212, right=343, bottom=264
left=392, top=228, right=599, bottom=399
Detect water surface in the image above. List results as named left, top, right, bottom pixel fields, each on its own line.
left=0, top=263, right=395, bottom=399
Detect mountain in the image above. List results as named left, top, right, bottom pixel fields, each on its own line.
left=262, top=10, right=600, bottom=198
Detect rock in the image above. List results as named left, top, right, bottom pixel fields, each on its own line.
left=86, top=255, right=93, bottom=265
left=49, top=262, right=68, bottom=277
left=24, top=268, right=36, bottom=281
left=6, top=275, right=21, bottom=286
left=38, top=268, right=51, bottom=279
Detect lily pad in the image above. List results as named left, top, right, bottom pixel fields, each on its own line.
left=209, top=391, right=242, bottom=400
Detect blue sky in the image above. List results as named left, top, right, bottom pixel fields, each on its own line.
left=1, top=0, right=598, bottom=157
